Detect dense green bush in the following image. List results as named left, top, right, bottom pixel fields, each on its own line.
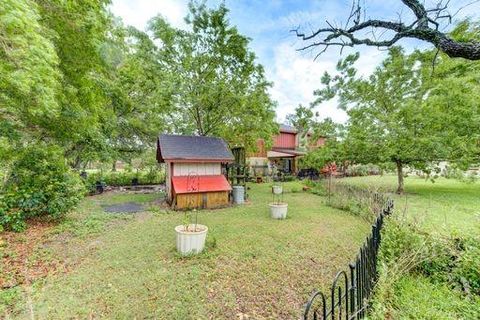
left=345, top=164, right=381, bottom=177
left=442, top=166, right=478, bottom=183
left=371, top=218, right=480, bottom=318
left=304, top=179, right=382, bottom=220
left=0, top=145, right=85, bottom=231
left=422, top=235, right=480, bottom=296
left=453, top=237, right=480, bottom=294
left=282, top=175, right=296, bottom=182
left=85, top=167, right=165, bottom=191
left=442, top=166, right=465, bottom=179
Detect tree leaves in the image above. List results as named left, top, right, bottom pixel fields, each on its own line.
left=311, top=23, right=480, bottom=191
left=0, top=0, right=61, bottom=136
left=148, top=2, right=277, bottom=151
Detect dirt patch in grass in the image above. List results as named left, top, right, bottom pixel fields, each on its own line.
left=1, top=190, right=165, bottom=316
left=103, top=202, right=145, bottom=213
left=0, top=219, right=64, bottom=289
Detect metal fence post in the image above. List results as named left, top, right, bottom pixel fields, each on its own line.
left=349, top=263, right=356, bottom=319
left=302, top=195, right=394, bottom=320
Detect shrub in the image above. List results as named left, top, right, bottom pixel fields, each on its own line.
left=308, top=178, right=384, bottom=220
left=0, top=145, right=85, bottom=231
left=442, top=166, right=478, bottom=183
left=422, top=235, right=480, bottom=295
left=84, top=167, right=165, bottom=190
left=346, top=164, right=381, bottom=177
left=282, top=175, right=296, bottom=182
left=453, top=237, right=480, bottom=295
left=442, top=166, right=465, bottom=179
left=372, top=217, right=480, bottom=318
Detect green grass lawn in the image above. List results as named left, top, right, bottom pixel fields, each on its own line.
left=342, top=175, right=480, bottom=234
left=341, top=175, right=480, bottom=319
left=4, top=182, right=370, bottom=319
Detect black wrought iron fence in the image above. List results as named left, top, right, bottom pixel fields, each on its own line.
left=303, top=199, right=394, bottom=320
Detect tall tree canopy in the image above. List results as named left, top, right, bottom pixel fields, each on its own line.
left=0, top=0, right=61, bottom=162
left=36, top=0, right=116, bottom=168
left=101, top=24, right=174, bottom=165
left=0, top=0, right=174, bottom=169
left=286, top=105, right=318, bottom=151
left=1, top=0, right=278, bottom=168
left=293, top=1, right=480, bottom=60
left=313, top=45, right=480, bottom=193
left=149, top=2, right=277, bottom=151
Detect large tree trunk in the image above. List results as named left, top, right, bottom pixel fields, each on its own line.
left=396, top=161, right=404, bottom=194
left=295, top=0, right=480, bottom=61
left=438, top=37, right=480, bottom=60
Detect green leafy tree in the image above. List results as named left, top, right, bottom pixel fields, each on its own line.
left=0, top=0, right=61, bottom=154
left=286, top=105, right=318, bottom=150
left=148, top=1, right=277, bottom=151
left=33, top=0, right=117, bottom=168
left=101, top=24, right=173, bottom=167
left=315, top=46, right=480, bottom=193
left=299, top=118, right=344, bottom=171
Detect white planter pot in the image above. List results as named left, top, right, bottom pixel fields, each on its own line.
left=269, top=203, right=288, bottom=219
left=175, top=224, right=208, bottom=255
left=272, top=185, right=283, bottom=194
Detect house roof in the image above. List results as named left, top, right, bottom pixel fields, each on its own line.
left=157, top=134, right=234, bottom=162
left=270, top=148, right=306, bottom=157
left=279, top=124, right=297, bottom=133
left=172, top=175, right=232, bottom=194
left=267, top=150, right=295, bottom=158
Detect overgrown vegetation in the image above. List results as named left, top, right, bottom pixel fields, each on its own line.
left=371, top=217, right=480, bottom=319
left=84, top=168, right=165, bottom=190
left=0, top=145, right=85, bottom=231
left=332, top=175, right=480, bottom=319
left=304, top=178, right=385, bottom=221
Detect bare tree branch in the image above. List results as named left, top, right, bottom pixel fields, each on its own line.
left=292, top=0, right=480, bottom=60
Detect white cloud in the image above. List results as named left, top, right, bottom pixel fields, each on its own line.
left=110, top=0, right=390, bottom=122
left=109, top=0, right=188, bottom=31
left=267, top=42, right=386, bottom=124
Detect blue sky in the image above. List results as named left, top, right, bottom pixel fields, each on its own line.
left=110, top=0, right=480, bottom=123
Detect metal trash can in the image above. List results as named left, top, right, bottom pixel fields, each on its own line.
left=232, top=186, right=245, bottom=204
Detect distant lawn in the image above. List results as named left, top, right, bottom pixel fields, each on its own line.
left=3, top=182, right=369, bottom=319
left=342, top=175, right=480, bottom=319
left=342, top=175, right=480, bottom=234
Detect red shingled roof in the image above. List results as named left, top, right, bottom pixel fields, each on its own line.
left=172, top=175, right=232, bottom=194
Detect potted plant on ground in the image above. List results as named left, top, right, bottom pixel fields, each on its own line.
left=268, top=182, right=288, bottom=219
left=272, top=184, right=282, bottom=195
left=175, top=210, right=208, bottom=255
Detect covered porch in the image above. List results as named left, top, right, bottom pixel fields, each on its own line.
left=267, top=149, right=305, bottom=174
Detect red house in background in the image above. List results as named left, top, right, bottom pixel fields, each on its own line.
left=248, top=124, right=325, bottom=175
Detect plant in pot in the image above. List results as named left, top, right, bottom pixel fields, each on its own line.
left=268, top=181, right=288, bottom=219
left=272, top=183, right=282, bottom=195
left=175, top=209, right=208, bottom=255
left=271, top=170, right=284, bottom=194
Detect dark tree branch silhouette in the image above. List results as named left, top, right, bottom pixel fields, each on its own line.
left=292, top=0, right=480, bottom=60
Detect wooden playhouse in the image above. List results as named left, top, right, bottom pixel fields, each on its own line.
left=157, top=134, right=234, bottom=209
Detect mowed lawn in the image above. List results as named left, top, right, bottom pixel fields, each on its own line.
left=343, top=175, right=480, bottom=234
left=6, top=182, right=369, bottom=319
